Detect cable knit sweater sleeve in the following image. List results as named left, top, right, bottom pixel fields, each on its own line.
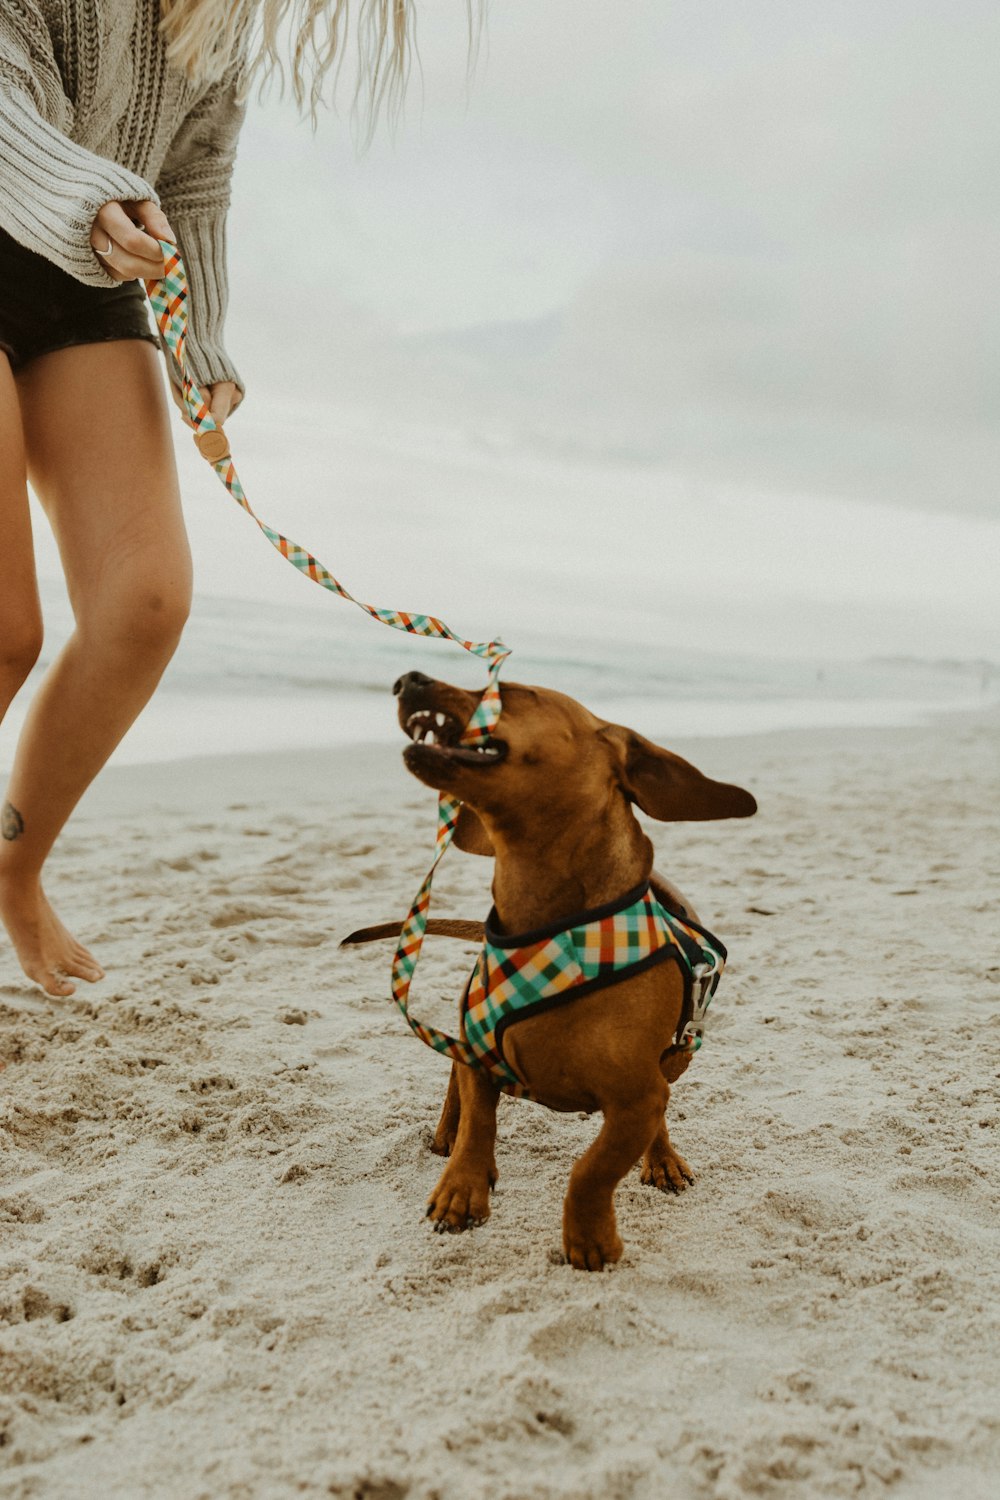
left=156, top=61, right=247, bottom=398
left=0, top=2, right=158, bottom=288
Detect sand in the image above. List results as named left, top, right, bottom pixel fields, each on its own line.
left=1, top=712, right=998, bottom=1500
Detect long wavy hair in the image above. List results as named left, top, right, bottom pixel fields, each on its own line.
left=159, top=1, right=483, bottom=135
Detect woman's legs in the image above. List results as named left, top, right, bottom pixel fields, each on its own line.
left=0, top=340, right=192, bottom=997
left=0, top=355, right=104, bottom=996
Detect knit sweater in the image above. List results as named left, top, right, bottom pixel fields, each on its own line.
left=0, top=0, right=246, bottom=392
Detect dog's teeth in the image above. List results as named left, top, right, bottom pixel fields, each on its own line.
left=435, top=713, right=446, bottom=727
left=426, top=731, right=437, bottom=745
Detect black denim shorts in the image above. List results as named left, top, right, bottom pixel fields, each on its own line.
left=0, top=226, right=160, bottom=372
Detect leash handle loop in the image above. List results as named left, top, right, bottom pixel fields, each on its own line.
left=146, top=243, right=509, bottom=1074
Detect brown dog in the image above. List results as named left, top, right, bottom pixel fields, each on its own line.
left=344, top=671, right=756, bottom=1270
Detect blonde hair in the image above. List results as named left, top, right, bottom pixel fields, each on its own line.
left=159, top=1, right=484, bottom=139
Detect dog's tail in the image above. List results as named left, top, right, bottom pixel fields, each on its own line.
left=340, top=918, right=484, bottom=948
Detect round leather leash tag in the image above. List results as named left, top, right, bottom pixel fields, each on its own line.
left=195, top=428, right=230, bottom=463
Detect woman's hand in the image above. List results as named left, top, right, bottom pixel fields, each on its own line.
left=90, top=199, right=175, bottom=281
left=168, top=379, right=242, bottom=430
left=91, top=201, right=243, bottom=431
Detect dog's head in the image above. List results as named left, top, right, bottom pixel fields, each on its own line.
left=394, top=671, right=756, bottom=855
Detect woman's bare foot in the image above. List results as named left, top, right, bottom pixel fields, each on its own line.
left=43, top=890, right=104, bottom=979
left=0, top=872, right=104, bottom=997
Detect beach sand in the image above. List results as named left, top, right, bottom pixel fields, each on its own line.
left=1, top=713, right=997, bottom=1499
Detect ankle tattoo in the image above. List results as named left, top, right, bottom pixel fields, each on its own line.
left=2, top=802, right=24, bottom=841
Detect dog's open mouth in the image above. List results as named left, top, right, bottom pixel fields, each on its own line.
left=404, top=709, right=507, bottom=766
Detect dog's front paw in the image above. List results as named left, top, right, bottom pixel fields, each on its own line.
left=426, top=1163, right=495, bottom=1234
left=562, top=1203, right=623, bottom=1271
left=640, top=1138, right=694, bottom=1193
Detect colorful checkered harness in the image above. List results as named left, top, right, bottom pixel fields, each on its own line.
left=145, top=244, right=511, bottom=1072
left=460, top=883, right=727, bottom=1100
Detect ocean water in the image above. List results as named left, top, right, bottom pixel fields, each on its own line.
left=1, top=585, right=995, bottom=769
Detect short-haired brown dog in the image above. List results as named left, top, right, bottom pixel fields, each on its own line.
left=344, top=671, right=756, bottom=1270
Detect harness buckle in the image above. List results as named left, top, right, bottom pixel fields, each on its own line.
left=679, top=962, right=715, bottom=1049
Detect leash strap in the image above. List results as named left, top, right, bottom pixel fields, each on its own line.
left=146, top=244, right=507, bottom=1072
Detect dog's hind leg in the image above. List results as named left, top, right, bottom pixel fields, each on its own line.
left=431, top=1063, right=461, bottom=1157
left=641, top=1103, right=695, bottom=1194
left=426, top=1064, right=500, bottom=1232
left=563, top=1082, right=666, bottom=1270
left=641, top=1049, right=695, bottom=1189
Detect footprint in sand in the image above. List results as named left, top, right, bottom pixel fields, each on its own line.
left=161, top=850, right=222, bottom=872
left=332, top=1479, right=410, bottom=1500
left=0, top=1285, right=75, bottom=1324
left=209, top=903, right=289, bottom=929
left=79, top=1244, right=167, bottom=1285
left=212, top=930, right=263, bottom=963
left=284, top=927, right=328, bottom=949
left=188, top=1075, right=238, bottom=1094
left=0, top=1194, right=45, bottom=1224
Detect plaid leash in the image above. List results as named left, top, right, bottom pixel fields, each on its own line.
left=146, top=243, right=509, bottom=1072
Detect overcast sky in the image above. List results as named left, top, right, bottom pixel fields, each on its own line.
left=32, top=0, right=1000, bottom=658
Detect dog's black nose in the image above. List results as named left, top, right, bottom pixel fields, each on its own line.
left=393, top=670, right=434, bottom=697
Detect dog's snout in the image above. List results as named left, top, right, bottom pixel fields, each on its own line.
left=393, top=671, right=434, bottom=697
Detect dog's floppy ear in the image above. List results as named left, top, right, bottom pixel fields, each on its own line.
left=453, top=804, right=495, bottom=856
left=602, top=726, right=757, bottom=822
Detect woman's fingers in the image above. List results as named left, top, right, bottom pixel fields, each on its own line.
left=208, top=381, right=240, bottom=425
left=167, top=382, right=241, bottom=436
left=129, top=199, right=176, bottom=247
left=90, top=201, right=167, bottom=281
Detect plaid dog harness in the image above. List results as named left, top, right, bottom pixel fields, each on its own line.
left=460, top=883, right=727, bottom=1099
